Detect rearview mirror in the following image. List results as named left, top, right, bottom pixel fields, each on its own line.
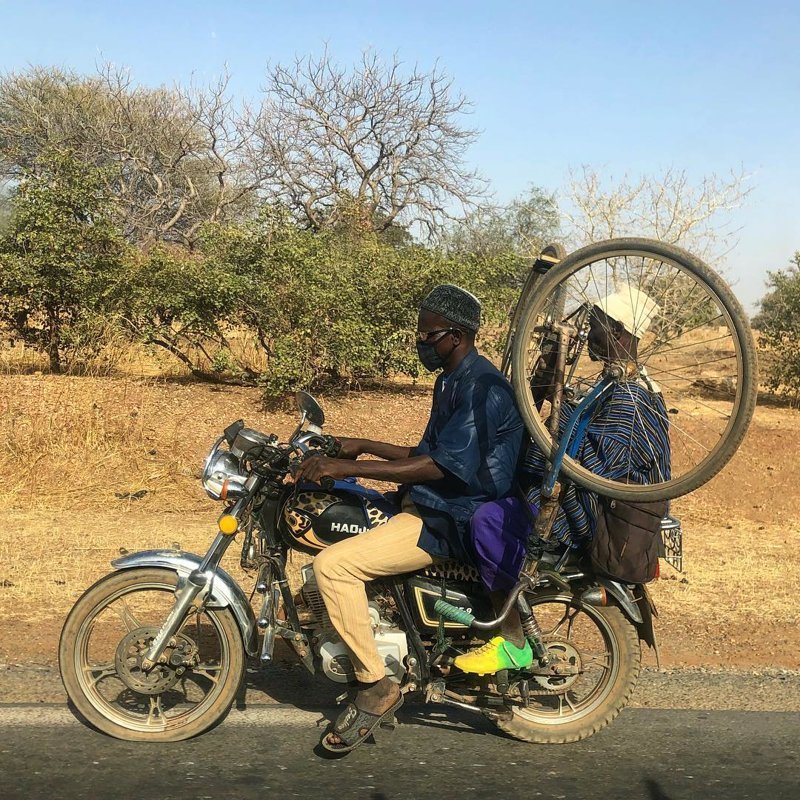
left=295, top=391, right=325, bottom=427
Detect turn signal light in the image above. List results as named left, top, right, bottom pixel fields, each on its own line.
left=218, top=514, right=239, bottom=535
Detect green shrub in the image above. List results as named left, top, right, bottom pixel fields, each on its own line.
left=0, top=151, right=129, bottom=373
left=754, top=253, right=800, bottom=403
left=203, top=211, right=516, bottom=398
left=120, top=243, right=246, bottom=378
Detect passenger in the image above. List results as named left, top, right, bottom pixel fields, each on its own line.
left=456, top=286, right=671, bottom=675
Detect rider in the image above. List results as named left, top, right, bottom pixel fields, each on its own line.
left=295, top=284, right=524, bottom=751
left=455, top=285, right=671, bottom=675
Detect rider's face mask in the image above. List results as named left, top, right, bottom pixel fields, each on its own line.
left=415, top=328, right=457, bottom=372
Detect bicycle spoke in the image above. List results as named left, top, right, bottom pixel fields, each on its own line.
left=640, top=313, right=725, bottom=361
left=641, top=331, right=733, bottom=359
left=646, top=398, right=715, bottom=453
left=647, top=353, right=737, bottom=373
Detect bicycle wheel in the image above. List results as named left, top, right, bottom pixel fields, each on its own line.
left=511, top=238, right=758, bottom=501
left=500, top=244, right=567, bottom=377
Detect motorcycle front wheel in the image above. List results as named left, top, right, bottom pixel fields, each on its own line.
left=59, top=567, right=245, bottom=742
left=494, top=591, right=640, bottom=744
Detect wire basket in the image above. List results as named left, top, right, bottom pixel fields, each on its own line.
left=659, top=515, right=683, bottom=572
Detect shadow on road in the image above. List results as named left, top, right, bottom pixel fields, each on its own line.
left=236, top=642, right=497, bottom=738
left=645, top=778, right=674, bottom=799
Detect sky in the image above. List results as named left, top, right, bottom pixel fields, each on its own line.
left=1, top=0, right=798, bottom=312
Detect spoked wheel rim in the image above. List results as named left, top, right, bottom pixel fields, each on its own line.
left=72, top=579, right=233, bottom=734
left=513, top=595, right=623, bottom=726
left=511, top=238, right=758, bottom=501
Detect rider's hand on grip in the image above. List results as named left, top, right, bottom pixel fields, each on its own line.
left=325, top=436, right=343, bottom=458
left=332, top=437, right=362, bottom=459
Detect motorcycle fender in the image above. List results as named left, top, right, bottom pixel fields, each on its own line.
left=595, top=577, right=643, bottom=625
left=631, top=583, right=660, bottom=668
left=595, top=578, right=660, bottom=667
left=112, top=549, right=259, bottom=657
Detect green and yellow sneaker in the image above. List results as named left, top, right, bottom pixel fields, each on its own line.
left=453, top=636, right=533, bottom=676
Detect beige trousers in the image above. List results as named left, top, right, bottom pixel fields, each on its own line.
left=313, top=502, right=433, bottom=682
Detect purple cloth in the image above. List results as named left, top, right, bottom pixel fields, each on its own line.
left=470, top=496, right=538, bottom=592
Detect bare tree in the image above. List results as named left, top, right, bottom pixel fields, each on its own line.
left=252, top=50, right=486, bottom=237
left=443, top=185, right=560, bottom=260
left=0, top=65, right=269, bottom=248
left=560, top=166, right=754, bottom=338
left=562, top=165, right=751, bottom=263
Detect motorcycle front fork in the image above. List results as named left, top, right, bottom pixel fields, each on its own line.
left=141, top=532, right=234, bottom=668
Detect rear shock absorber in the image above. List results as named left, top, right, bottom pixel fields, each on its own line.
left=517, top=593, right=549, bottom=662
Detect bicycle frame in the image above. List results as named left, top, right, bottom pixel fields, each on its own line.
left=541, top=369, right=619, bottom=496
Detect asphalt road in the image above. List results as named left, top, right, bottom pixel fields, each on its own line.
left=0, top=705, right=798, bottom=800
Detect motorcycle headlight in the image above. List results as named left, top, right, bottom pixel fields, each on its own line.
left=202, top=438, right=249, bottom=501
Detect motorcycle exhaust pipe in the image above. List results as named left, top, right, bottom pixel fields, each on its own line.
left=580, top=585, right=608, bottom=607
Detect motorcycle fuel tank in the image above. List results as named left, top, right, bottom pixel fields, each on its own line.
left=281, top=487, right=392, bottom=552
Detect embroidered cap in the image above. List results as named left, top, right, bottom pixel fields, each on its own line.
left=420, top=284, right=482, bottom=333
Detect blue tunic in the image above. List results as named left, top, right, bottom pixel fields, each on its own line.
left=406, top=348, right=524, bottom=563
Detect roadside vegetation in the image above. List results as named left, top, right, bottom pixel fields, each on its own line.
left=4, top=54, right=786, bottom=402
left=0, top=365, right=798, bottom=670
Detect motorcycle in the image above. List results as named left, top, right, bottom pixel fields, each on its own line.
left=59, top=390, right=680, bottom=744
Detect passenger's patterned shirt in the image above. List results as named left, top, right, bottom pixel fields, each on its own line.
left=522, top=381, right=672, bottom=549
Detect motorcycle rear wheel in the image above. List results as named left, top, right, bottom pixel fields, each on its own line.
left=494, top=591, right=640, bottom=744
left=59, top=567, right=245, bottom=742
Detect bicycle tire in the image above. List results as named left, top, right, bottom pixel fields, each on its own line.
left=511, top=237, right=758, bottom=501
left=501, top=244, right=567, bottom=377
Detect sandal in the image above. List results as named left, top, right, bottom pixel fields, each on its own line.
left=321, top=693, right=404, bottom=754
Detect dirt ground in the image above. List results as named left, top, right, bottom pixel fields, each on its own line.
left=0, top=373, right=798, bottom=672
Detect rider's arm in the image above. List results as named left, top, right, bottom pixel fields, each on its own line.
left=338, top=438, right=413, bottom=461
left=344, top=454, right=444, bottom=483
left=295, top=453, right=444, bottom=484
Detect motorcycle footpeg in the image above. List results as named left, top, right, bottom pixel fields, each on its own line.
left=496, top=669, right=510, bottom=695
left=538, top=569, right=571, bottom=592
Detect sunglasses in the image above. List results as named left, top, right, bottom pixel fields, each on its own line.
left=415, top=327, right=459, bottom=343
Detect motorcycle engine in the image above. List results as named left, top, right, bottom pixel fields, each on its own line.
left=299, top=564, right=409, bottom=684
